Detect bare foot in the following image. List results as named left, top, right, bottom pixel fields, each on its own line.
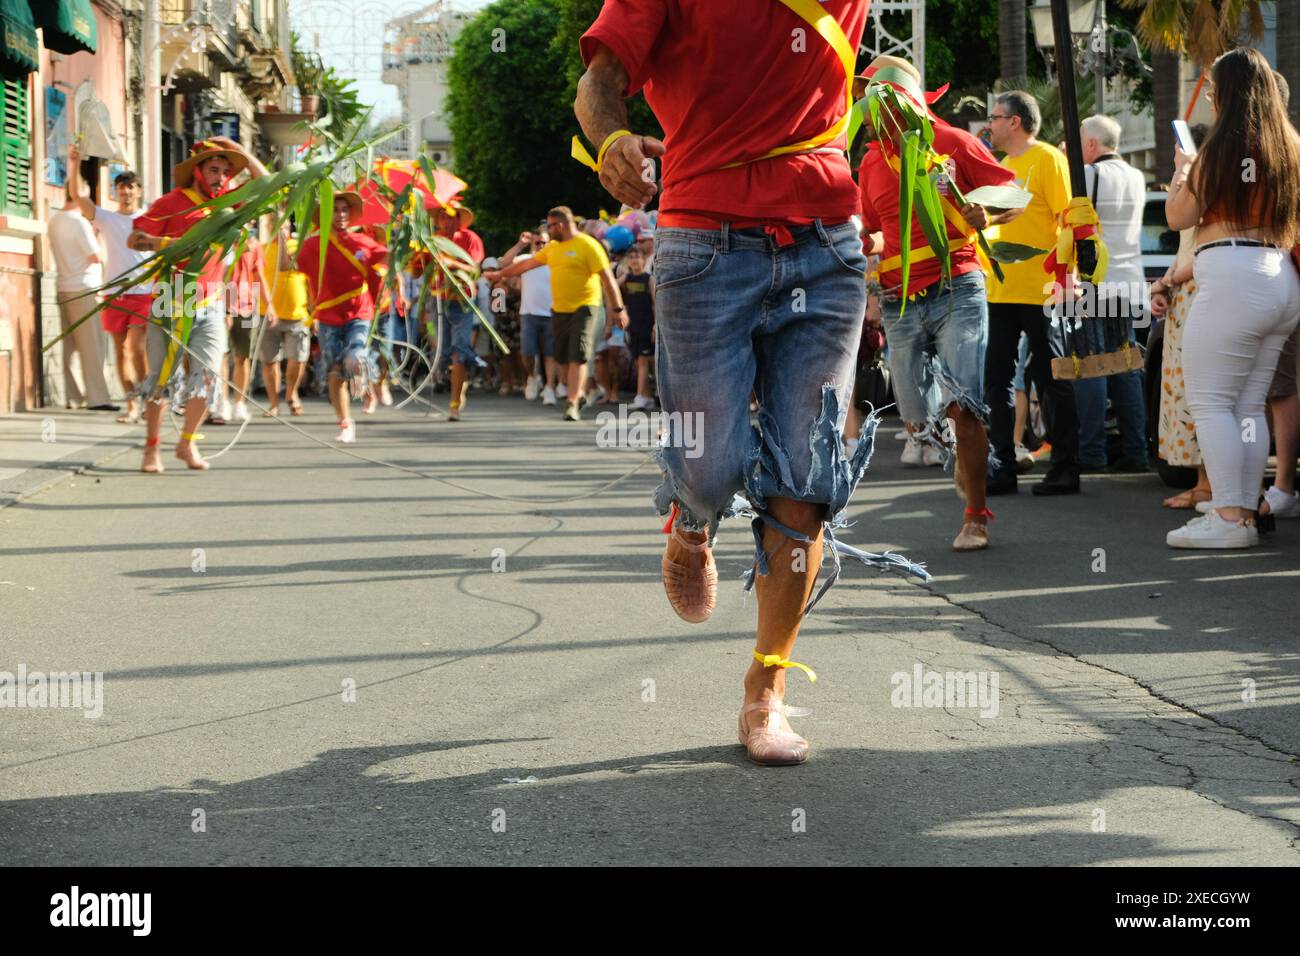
left=362, top=391, right=378, bottom=414
left=175, top=440, right=209, bottom=470
left=141, top=445, right=164, bottom=473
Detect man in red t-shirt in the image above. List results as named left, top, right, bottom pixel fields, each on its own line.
left=576, top=0, right=927, bottom=766
left=297, top=191, right=388, bottom=444
left=427, top=201, right=484, bottom=421
left=128, top=137, right=268, bottom=473
left=857, top=56, right=1022, bottom=552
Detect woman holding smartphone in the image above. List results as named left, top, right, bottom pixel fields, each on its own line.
left=1164, top=47, right=1300, bottom=549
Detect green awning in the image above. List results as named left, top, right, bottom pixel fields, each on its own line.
left=31, top=0, right=96, bottom=56
left=0, top=0, right=37, bottom=74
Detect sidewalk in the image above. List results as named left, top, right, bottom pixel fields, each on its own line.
left=0, top=410, right=139, bottom=508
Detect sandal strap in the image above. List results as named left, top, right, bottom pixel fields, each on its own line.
left=753, top=649, right=817, bottom=683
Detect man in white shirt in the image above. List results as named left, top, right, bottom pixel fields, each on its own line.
left=499, top=227, right=557, bottom=404
left=1075, top=114, right=1149, bottom=472
left=68, top=145, right=149, bottom=422
left=47, top=195, right=115, bottom=411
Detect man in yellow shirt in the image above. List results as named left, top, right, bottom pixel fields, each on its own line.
left=486, top=206, right=627, bottom=421
left=985, top=91, right=1083, bottom=497
left=259, top=230, right=312, bottom=416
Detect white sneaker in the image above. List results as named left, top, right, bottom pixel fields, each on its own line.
left=595, top=385, right=607, bottom=403
left=1015, top=443, right=1034, bottom=467
left=901, top=437, right=924, bottom=467
left=922, top=444, right=944, bottom=467
left=1194, top=499, right=1212, bottom=514
left=541, top=386, right=557, bottom=406
left=335, top=420, right=357, bottom=444
left=1167, top=511, right=1258, bottom=549
left=894, top=428, right=910, bottom=440
left=631, top=394, right=653, bottom=410
left=1264, top=485, right=1300, bottom=518
left=233, top=401, right=250, bottom=423
left=219, top=397, right=233, bottom=422
left=523, top=376, right=541, bottom=401
left=556, top=383, right=568, bottom=400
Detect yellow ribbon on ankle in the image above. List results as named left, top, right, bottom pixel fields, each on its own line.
left=180, top=432, right=204, bottom=441
left=754, top=649, right=817, bottom=683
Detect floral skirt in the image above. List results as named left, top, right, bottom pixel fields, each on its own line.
left=1157, top=280, right=1202, bottom=467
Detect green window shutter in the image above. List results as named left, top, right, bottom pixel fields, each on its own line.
left=0, top=75, right=32, bottom=218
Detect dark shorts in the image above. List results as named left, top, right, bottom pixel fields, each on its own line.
left=1268, top=327, right=1298, bottom=399
left=229, top=314, right=258, bottom=359
left=628, top=320, right=655, bottom=358
left=552, top=306, right=600, bottom=364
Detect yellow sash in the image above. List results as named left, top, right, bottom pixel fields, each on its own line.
left=723, top=0, right=855, bottom=168
left=314, top=234, right=371, bottom=311
left=877, top=152, right=987, bottom=279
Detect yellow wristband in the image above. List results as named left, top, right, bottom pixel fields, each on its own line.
left=595, top=129, right=633, bottom=169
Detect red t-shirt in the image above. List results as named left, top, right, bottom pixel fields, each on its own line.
left=859, top=124, right=1016, bottom=293
left=228, top=238, right=263, bottom=316
left=297, top=230, right=388, bottom=326
left=133, top=185, right=230, bottom=294
left=430, top=228, right=485, bottom=299
left=580, top=0, right=869, bottom=221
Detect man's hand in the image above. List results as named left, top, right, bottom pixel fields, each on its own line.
left=600, top=134, right=665, bottom=210
left=961, top=203, right=990, bottom=231
left=517, top=231, right=533, bottom=247
left=69, top=144, right=81, bottom=166
left=612, top=306, right=629, bottom=330
left=128, top=230, right=163, bottom=252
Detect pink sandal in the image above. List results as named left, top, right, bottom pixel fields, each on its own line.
left=738, top=699, right=811, bottom=766
left=661, top=506, right=717, bottom=623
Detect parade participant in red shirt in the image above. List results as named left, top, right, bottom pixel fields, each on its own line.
left=576, top=0, right=927, bottom=767
left=857, top=55, right=1022, bottom=552
left=297, top=191, right=388, bottom=444
left=215, top=228, right=274, bottom=426
left=128, top=137, right=268, bottom=473
left=430, top=200, right=484, bottom=421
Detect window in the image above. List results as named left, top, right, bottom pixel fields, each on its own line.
left=0, top=75, right=32, bottom=217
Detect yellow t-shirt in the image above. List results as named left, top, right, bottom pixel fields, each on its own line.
left=986, top=142, right=1072, bottom=306
left=266, top=238, right=311, bottom=322
left=534, top=233, right=609, bottom=313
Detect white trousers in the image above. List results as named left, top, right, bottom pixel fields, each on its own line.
left=56, top=290, right=112, bottom=408
left=1182, top=244, right=1300, bottom=509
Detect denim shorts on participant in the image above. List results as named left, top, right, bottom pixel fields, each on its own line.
left=319, top=319, right=373, bottom=379
left=654, top=219, right=928, bottom=608
left=138, top=301, right=228, bottom=404
left=880, top=269, right=990, bottom=430
left=520, top=313, right=554, bottom=358
left=435, top=298, right=481, bottom=371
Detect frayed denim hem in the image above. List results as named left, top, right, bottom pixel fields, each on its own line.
left=740, top=384, right=929, bottom=612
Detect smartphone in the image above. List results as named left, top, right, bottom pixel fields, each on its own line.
left=1172, top=119, right=1197, bottom=155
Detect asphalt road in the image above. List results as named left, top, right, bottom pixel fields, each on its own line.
left=1, top=393, right=1297, bottom=865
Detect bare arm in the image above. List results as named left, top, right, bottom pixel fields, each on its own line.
left=485, top=257, right=543, bottom=282
left=575, top=43, right=665, bottom=209
left=499, top=233, right=532, bottom=269
left=599, top=266, right=626, bottom=329
left=67, top=146, right=96, bottom=220
left=1165, top=148, right=1203, bottom=232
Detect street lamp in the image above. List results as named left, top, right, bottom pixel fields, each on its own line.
left=1031, top=0, right=1106, bottom=111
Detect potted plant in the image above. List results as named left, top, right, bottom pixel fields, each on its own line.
left=290, top=33, right=324, bottom=115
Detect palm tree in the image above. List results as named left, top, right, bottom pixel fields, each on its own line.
left=1118, top=1, right=1267, bottom=182
left=1000, top=0, right=1028, bottom=83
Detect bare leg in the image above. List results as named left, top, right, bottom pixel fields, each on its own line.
left=747, top=497, right=825, bottom=705
left=285, top=360, right=305, bottom=408
left=329, top=371, right=348, bottom=424
left=1014, top=388, right=1028, bottom=446
left=142, top=399, right=166, bottom=473
left=637, top=355, right=652, bottom=399
left=174, top=397, right=209, bottom=469
left=263, top=361, right=281, bottom=413
left=544, top=355, right=558, bottom=390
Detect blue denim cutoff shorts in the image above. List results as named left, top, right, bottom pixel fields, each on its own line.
left=435, top=297, right=484, bottom=371
left=881, top=269, right=991, bottom=434
left=320, top=319, right=374, bottom=381
left=653, top=220, right=929, bottom=610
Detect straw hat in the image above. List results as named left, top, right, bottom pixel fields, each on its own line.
left=434, top=198, right=475, bottom=229
left=173, top=138, right=248, bottom=189
left=312, top=190, right=365, bottom=223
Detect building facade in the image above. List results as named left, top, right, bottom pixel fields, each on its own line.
left=0, top=0, right=293, bottom=414
left=380, top=0, right=468, bottom=166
